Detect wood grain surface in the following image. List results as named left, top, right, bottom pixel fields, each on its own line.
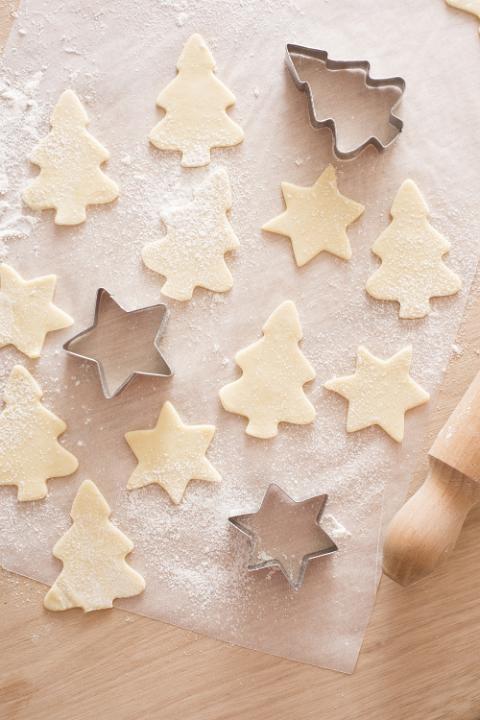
left=1, top=6, right=480, bottom=720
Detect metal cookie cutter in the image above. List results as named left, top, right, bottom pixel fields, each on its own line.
left=286, top=43, right=406, bottom=160
left=63, top=288, right=172, bottom=399
left=229, top=483, right=337, bottom=591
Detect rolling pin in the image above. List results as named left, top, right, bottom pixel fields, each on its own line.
left=383, top=368, right=480, bottom=586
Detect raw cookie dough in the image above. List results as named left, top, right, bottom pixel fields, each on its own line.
left=263, top=164, right=364, bottom=266
left=0, top=365, right=78, bottom=501
left=23, top=89, right=119, bottom=225
left=125, top=401, right=221, bottom=504
left=366, top=179, right=461, bottom=318
left=44, top=479, right=145, bottom=612
left=324, top=345, right=429, bottom=442
left=149, top=33, right=244, bottom=167
left=446, top=0, right=480, bottom=27
left=142, top=168, right=239, bottom=301
left=219, top=300, right=316, bottom=439
left=0, top=263, right=73, bottom=358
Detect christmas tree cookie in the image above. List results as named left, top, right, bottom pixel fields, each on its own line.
left=263, top=165, right=364, bottom=266
left=366, top=179, right=461, bottom=318
left=219, top=301, right=316, bottom=439
left=23, top=89, right=119, bottom=225
left=125, top=401, right=221, bottom=504
left=149, top=34, right=244, bottom=167
left=325, top=346, right=429, bottom=442
left=0, top=365, right=78, bottom=501
left=0, top=263, right=73, bottom=358
left=44, top=480, right=145, bottom=612
left=142, top=168, right=239, bottom=301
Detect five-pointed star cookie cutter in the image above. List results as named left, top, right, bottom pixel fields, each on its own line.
left=229, top=483, right=338, bottom=591
left=63, top=288, right=172, bottom=399
left=285, top=43, right=406, bottom=160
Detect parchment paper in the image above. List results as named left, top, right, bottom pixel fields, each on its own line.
left=0, top=0, right=479, bottom=673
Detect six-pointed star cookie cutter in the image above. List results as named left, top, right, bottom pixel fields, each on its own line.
left=63, top=288, right=172, bottom=399
left=285, top=43, right=406, bottom=160
left=229, top=483, right=338, bottom=591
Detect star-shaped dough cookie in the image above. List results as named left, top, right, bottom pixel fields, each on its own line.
left=125, top=401, right=221, bottom=504
left=262, top=165, right=364, bottom=266
left=324, top=346, right=429, bottom=442
left=0, top=263, right=73, bottom=358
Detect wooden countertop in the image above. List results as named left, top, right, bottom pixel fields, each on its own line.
left=1, top=4, right=480, bottom=719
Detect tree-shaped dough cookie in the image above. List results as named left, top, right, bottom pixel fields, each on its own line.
left=149, top=33, right=244, bottom=167
left=263, top=165, right=364, bottom=266
left=0, top=365, right=78, bottom=501
left=142, top=168, right=239, bottom=301
left=23, top=89, right=119, bottom=225
left=0, top=263, right=73, bottom=358
left=219, top=301, right=316, bottom=439
left=44, top=479, right=145, bottom=612
left=366, top=179, right=461, bottom=318
left=126, top=401, right=221, bottom=504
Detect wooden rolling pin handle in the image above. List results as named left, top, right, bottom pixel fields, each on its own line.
left=383, top=458, right=480, bottom=586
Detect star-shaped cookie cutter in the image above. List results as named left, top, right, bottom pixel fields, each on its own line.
left=63, top=288, right=172, bottom=399
left=285, top=43, right=406, bottom=160
left=229, top=483, right=338, bottom=591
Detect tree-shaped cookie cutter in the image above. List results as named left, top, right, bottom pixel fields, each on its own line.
left=285, top=43, right=406, bottom=160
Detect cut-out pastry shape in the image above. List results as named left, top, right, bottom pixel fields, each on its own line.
left=0, top=365, right=78, bottom=501
left=366, top=179, right=461, bottom=319
left=149, top=33, right=244, bottom=167
left=229, top=483, right=337, bottom=591
left=44, top=479, right=145, bottom=612
left=142, top=168, right=239, bottom=301
left=219, top=300, right=316, bottom=439
left=446, top=0, right=480, bottom=30
left=324, top=345, right=429, bottom=442
left=23, top=89, right=119, bottom=225
left=63, top=288, right=171, bottom=399
left=263, top=164, right=364, bottom=266
left=0, top=263, right=73, bottom=358
left=125, top=401, right=221, bottom=504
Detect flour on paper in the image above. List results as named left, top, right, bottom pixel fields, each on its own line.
left=366, top=179, right=462, bottom=319
left=149, top=33, right=244, bottom=167
left=23, top=89, right=119, bottom=225
left=0, top=365, right=78, bottom=501
left=126, top=400, right=221, bottom=504
left=263, top=164, right=364, bottom=266
left=0, top=263, right=72, bottom=358
left=142, top=168, right=239, bottom=301
left=220, top=300, right=316, bottom=439
left=44, top=479, right=145, bottom=612
left=325, top=346, right=429, bottom=442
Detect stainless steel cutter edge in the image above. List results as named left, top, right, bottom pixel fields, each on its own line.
left=229, top=483, right=338, bottom=592
left=285, top=43, right=406, bottom=160
left=63, top=287, right=172, bottom=400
